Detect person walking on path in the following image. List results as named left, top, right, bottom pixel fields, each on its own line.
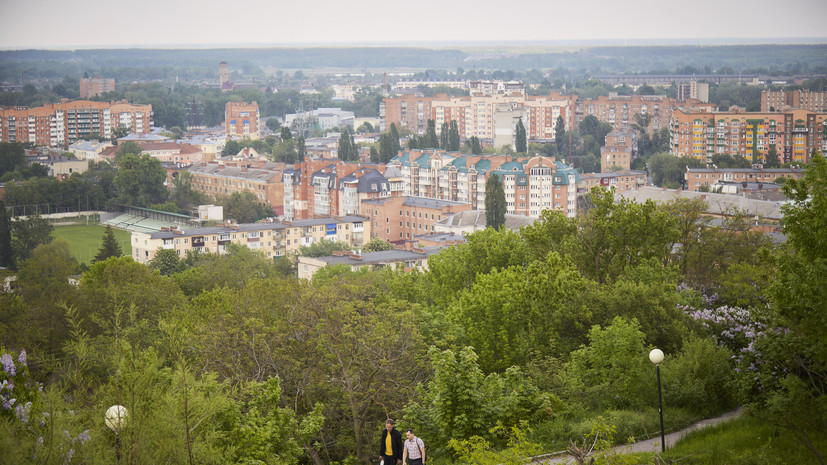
left=380, top=419, right=403, bottom=465
left=403, top=428, right=426, bottom=465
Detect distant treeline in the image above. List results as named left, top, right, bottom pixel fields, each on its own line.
left=1, top=44, right=825, bottom=83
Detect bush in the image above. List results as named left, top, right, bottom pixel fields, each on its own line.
left=664, top=336, right=737, bottom=416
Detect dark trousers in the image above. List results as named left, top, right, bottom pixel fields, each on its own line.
left=382, top=455, right=397, bottom=465
left=410, top=458, right=423, bottom=465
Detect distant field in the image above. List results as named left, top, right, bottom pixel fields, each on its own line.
left=51, top=224, right=132, bottom=266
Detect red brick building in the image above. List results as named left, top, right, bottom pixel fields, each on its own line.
left=225, top=101, right=260, bottom=140
left=361, top=196, right=472, bottom=242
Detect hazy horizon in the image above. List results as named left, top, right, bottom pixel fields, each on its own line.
left=3, top=0, right=827, bottom=50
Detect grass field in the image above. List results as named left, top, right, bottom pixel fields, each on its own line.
left=51, top=224, right=132, bottom=266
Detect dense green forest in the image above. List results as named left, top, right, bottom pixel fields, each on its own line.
left=1, top=154, right=825, bottom=464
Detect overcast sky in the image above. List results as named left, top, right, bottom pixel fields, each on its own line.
left=2, top=0, right=827, bottom=49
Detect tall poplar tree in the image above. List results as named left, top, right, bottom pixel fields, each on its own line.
left=0, top=201, right=11, bottom=268
left=449, top=121, right=460, bottom=152
left=485, top=173, right=507, bottom=231
left=440, top=122, right=449, bottom=150
left=425, top=120, right=439, bottom=149
left=390, top=123, right=401, bottom=154
left=515, top=118, right=527, bottom=153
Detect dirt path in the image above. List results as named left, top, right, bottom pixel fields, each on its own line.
left=539, top=407, right=744, bottom=464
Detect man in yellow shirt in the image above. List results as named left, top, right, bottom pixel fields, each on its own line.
left=379, top=419, right=403, bottom=465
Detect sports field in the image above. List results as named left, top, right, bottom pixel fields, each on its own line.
left=51, top=224, right=133, bottom=266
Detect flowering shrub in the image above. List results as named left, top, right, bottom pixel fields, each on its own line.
left=0, top=348, right=38, bottom=423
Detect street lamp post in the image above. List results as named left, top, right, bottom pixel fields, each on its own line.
left=649, top=348, right=665, bottom=452
left=105, top=405, right=128, bottom=463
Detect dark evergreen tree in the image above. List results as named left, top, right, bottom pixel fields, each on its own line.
left=515, top=118, right=527, bottom=153
left=0, top=201, right=11, bottom=268
left=338, top=128, right=358, bottom=161
left=380, top=132, right=396, bottom=163
left=555, top=115, right=567, bottom=155
left=92, top=225, right=123, bottom=263
left=296, top=135, right=306, bottom=162
left=484, top=173, right=507, bottom=231
left=449, top=121, right=461, bottom=152
left=370, top=147, right=380, bottom=163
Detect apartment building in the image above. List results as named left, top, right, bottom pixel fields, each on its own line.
left=361, top=196, right=472, bottom=241
left=580, top=171, right=647, bottom=194
left=0, top=100, right=152, bottom=148
left=762, top=89, right=827, bottom=112
left=576, top=94, right=715, bottom=134
left=382, top=90, right=575, bottom=141
left=225, top=101, right=260, bottom=140
left=684, top=166, right=805, bottom=191
left=79, top=77, right=115, bottom=98
left=188, top=160, right=284, bottom=210
left=676, top=81, right=709, bottom=103
left=670, top=108, right=827, bottom=164
left=131, top=216, right=370, bottom=264
left=137, top=142, right=202, bottom=164
left=337, top=167, right=401, bottom=217
left=68, top=140, right=113, bottom=161
left=600, top=128, right=638, bottom=172
left=389, top=149, right=580, bottom=217
left=282, top=160, right=386, bottom=220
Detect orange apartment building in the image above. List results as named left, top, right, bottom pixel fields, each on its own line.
left=684, top=166, right=805, bottom=191
left=361, top=196, right=472, bottom=242
left=188, top=160, right=285, bottom=212
left=0, top=100, right=152, bottom=148
left=575, top=94, right=715, bottom=134
left=762, top=89, right=827, bottom=112
left=79, top=77, right=115, bottom=98
left=670, top=108, right=827, bottom=164
left=225, top=101, right=260, bottom=140
left=379, top=94, right=435, bottom=133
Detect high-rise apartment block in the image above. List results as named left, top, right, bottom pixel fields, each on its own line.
left=600, top=128, right=638, bottom=172
left=676, top=81, right=709, bottom=103
left=0, top=100, right=152, bottom=148
left=225, top=101, right=260, bottom=140
left=761, top=90, right=827, bottom=112
left=670, top=108, right=827, bottom=164
left=79, top=77, right=116, bottom=98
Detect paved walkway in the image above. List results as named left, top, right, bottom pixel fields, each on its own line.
left=539, top=407, right=744, bottom=464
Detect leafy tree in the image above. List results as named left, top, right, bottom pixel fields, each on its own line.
left=170, top=171, right=206, bottom=213
left=379, top=132, right=397, bottom=163
left=281, top=126, right=293, bottom=141
left=92, top=225, right=123, bottom=263
left=484, top=173, right=506, bottom=231
left=148, top=248, right=185, bottom=276
left=369, top=146, right=379, bottom=163
left=515, top=118, right=527, bottom=153
left=361, top=237, right=394, bottom=252
left=222, top=140, right=244, bottom=156
left=563, top=316, right=651, bottom=410
left=739, top=153, right=827, bottom=464
left=114, top=153, right=170, bottom=207
left=217, top=191, right=275, bottom=224
left=10, top=214, right=53, bottom=266
left=356, top=121, right=374, bottom=133
left=14, top=238, right=79, bottom=360
left=300, top=239, right=350, bottom=257
left=265, top=117, right=281, bottom=132
left=115, top=141, right=143, bottom=159
left=765, top=146, right=781, bottom=168
left=0, top=142, right=27, bottom=178
left=579, top=115, right=613, bottom=146
left=464, top=136, right=482, bottom=155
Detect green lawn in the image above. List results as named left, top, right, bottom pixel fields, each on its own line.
left=51, top=224, right=132, bottom=265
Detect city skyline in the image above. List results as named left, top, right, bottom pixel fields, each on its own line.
left=2, top=0, right=827, bottom=50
